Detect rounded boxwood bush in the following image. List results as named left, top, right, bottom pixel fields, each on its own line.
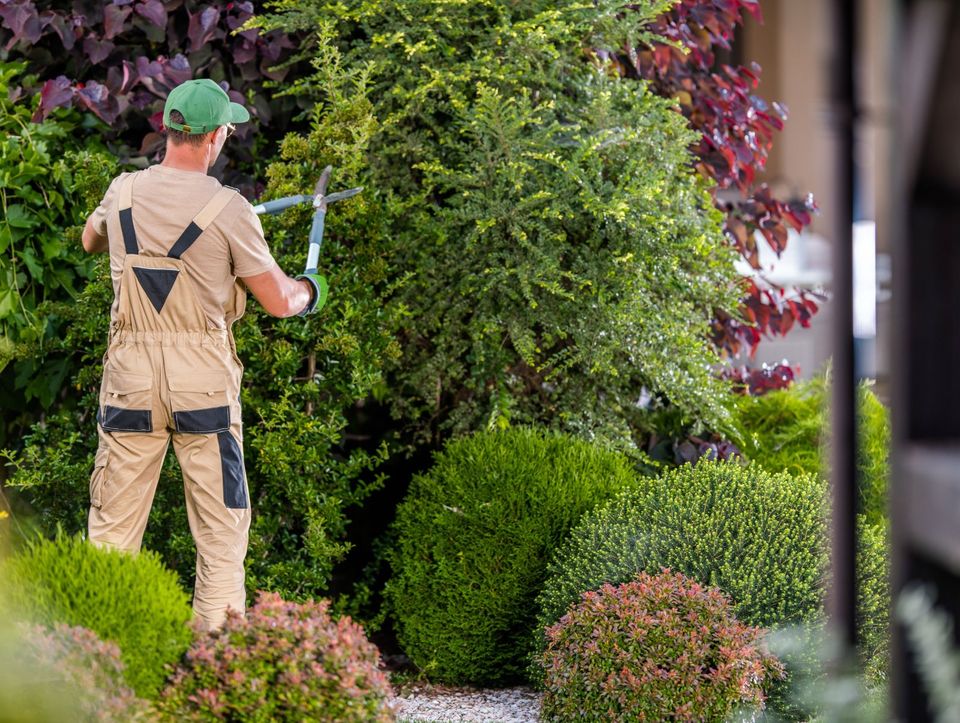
left=385, top=426, right=638, bottom=685
left=3, top=535, right=192, bottom=697
left=534, top=459, right=828, bottom=663
left=539, top=570, right=784, bottom=722
left=160, top=591, right=394, bottom=722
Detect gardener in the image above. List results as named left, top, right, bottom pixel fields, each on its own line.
left=80, top=79, right=326, bottom=630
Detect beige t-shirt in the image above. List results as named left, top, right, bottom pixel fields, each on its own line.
left=89, top=165, right=276, bottom=330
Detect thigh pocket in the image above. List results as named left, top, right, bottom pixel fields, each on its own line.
left=169, top=371, right=231, bottom=434
left=89, top=446, right=110, bottom=509
left=99, top=369, right=153, bottom=433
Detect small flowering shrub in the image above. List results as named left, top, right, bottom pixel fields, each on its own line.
left=20, top=623, right=155, bottom=722
left=539, top=570, right=784, bottom=722
left=3, top=534, right=192, bottom=698
left=160, top=591, right=394, bottom=722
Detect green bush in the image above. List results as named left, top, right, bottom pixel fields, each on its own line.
left=253, top=0, right=741, bottom=449
left=385, top=426, right=637, bottom=685
left=160, top=592, right=394, bottom=722
left=539, top=570, right=784, bottom=722
left=3, top=535, right=193, bottom=698
left=734, top=375, right=890, bottom=526
left=857, top=519, right=890, bottom=683
left=533, top=460, right=828, bottom=662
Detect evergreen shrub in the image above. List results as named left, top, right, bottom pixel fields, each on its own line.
left=385, top=427, right=637, bottom=685
left=3, top=535, right=192, bottom=698
left=19, top=623, right=154, bottom=722
left=734, top=376, right=890, bottom=526
left=539, top=570, right=784, bottom=722
left=533, top=460, right=828, bottom=661
left=160, top=591, right=394, bottom=722
left=857, top=519, right=890, bottom=683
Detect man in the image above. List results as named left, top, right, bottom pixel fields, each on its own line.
left=81, top=79, right=326, bottom=629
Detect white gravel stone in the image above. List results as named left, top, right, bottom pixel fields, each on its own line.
left=392, top=683, right=542, bottom=722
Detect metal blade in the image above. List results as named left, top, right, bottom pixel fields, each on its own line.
left=321, top=186, right=364, bottom=205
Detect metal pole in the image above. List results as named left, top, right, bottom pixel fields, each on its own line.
left=828, top=0, right=859, bottom=656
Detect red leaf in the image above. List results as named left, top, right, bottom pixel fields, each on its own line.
left=33, top=76, right=75, bottom=122
left=83, top=35, right=115, bottom=65
left=103, top=4, right=132, bottom=39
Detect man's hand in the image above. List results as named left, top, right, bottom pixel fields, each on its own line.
left=82, top=216, right=108, bottom=253
left=242, top=264, right=318, bottom=318
left=295, top=272, right=328, bottom=316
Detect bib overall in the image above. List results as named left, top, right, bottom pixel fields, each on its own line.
left=88, top=173, right=250, bottom=630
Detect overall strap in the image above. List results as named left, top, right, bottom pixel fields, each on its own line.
left=117, top=174, right=139, bottom=255
left=168, top=188, right=237, bottom=260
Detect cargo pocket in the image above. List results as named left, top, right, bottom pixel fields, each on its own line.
left=169, top=371, right=230, bottom=434
left=99, top=369, right=153, bottom=433
left=89, top=446, right=109, bottom=509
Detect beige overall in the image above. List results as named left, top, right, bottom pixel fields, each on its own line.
left=88, top=173, right=250, bottom=630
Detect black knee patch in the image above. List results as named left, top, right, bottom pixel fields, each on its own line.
left=217, top=431, right=248, bottom=509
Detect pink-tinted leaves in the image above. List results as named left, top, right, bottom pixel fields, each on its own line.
left=33, top=75, right=74, bottom=122
left=76, top=80, right=120, bottom=123
left=0, top=0, right=45, bottom=50
left=134, top=0, right=166, bottom=29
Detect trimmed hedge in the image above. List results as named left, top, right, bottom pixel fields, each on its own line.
left=858, top=519, right=890, bottom=683
left=385, top=426, right=637, bottom=685
left=533, top=460, right=828, bottom=665
left=3, top=535, right=192, bottom=698
left=539, top=570, right=784, bottom=721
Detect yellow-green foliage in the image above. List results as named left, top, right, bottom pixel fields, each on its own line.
left=735, top=376, right=890, bottom=526
left=3, top=535, right=192, bottom=698
left=386, top=427, right=638, bottom=685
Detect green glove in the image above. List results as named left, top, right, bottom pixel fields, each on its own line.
left=296, top=272, right=329, bottom=316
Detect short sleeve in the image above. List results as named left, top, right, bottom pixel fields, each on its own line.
left=87, top=174, right=123, bottom=237
left=225, top=197, right=277, bottom=278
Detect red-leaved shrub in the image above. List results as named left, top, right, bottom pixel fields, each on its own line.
left=22, top=623, right=154, bottom=722
left=539, top=570, right=784, bottom=722
left=160, top=591, right=394, bottom=722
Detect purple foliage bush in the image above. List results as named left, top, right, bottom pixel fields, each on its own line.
left=22, top=623, right=154, bottom=722
left=539, top=570, right=784, bottom=722
left=160, top=591, right=395, bottom=722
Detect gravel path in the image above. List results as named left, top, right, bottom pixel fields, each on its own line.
left=392, top=683, right=542, bottom=722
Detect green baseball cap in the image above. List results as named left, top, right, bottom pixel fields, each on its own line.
left=163, top=79, right=250, bottom=135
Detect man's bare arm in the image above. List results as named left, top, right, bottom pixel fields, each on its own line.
left=82, top=216, right=108, bottom=253
left=241, top=264, right=313, bottom=318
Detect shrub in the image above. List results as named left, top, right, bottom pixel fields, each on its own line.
left=253, top=0, right=741, bottom=449
left=857, top=520, right=890, bottom=683
left=160, top=591, right=394, bottom=722
left=385, top=427, right=638, bottom=685
left=734, top=375, right=890, bottom=526
left=534, top=460, right=828, bottom=662
left=3, top=535, right=193, bottom=698
left=19, top=623, right=155, bottom=722
left=539, top=570, right=784, bottom=722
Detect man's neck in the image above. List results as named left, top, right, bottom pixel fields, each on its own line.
left=160, top=144, right=211, bottom=174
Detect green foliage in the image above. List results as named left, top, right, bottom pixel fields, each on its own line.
left=4, top=39, right=401, bottom=602
left=857, top=520, right=890, bottom=684
left=252, top=0, right=741, bottom=449
left=539, top=570, right=784, bottom=722
left=2, top=535, right=192, bottom=698
left=533, top=460, right=829, bottom=664
left=734, top=375, right=891, bottom=526
left=159, top=592, right=394, bottom=722
left=385, top=426, right=638, bottom=685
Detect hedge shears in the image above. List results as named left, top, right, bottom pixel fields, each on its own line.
left=252, top=166, right=363, bottom=315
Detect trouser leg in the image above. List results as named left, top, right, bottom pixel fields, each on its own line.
left=172, top=421, right=250, bottom=630
left=88, top=426, right=170, bottom=552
